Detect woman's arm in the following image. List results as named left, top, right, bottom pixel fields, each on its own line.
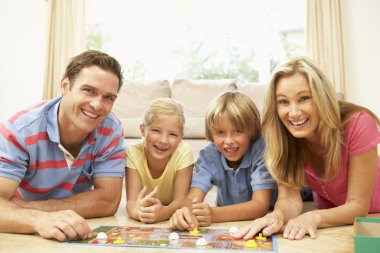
left=210, top=189, right=272, bottom=223
left=234, top=185, right=302, bottom=239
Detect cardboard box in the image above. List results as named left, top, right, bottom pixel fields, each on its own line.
left=354, top=217, right=380, bottom=253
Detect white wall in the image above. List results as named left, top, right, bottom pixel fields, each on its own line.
left=0, top=0, right=379, bottom=121
left=0, top=0, right=47, bottom=121
left=342, top=0, right=380, bottom=117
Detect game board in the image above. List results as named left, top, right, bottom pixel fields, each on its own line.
left=66, top=226, right=278, bottom=252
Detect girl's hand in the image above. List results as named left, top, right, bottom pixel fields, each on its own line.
left=233, top=211, right=284, bottom=239
left=283, top=211, right=320, bottom=240
left=138, top=197, right=165, bottom=223
left=192, top=198, right=212, bottom=227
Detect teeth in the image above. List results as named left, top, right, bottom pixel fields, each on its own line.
left=225, top=147, right=238, bottom=154
left=290, top=118, right=307, bottom=126
left=82, top=109, right=98, bottom=119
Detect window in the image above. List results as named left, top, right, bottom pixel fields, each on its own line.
left=86, top=0, right=305, bottom=82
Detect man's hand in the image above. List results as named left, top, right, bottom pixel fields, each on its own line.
left=33, top=210, right=92, bottom=242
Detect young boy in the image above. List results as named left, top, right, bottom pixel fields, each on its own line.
left=169, top=91, right=277, bottom=230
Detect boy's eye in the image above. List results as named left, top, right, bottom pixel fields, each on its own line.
left=215, top=130, right=224, bottom=135
left=234, top=129, right=243, bottom=134
left=169, top=133, right=178, bottom=137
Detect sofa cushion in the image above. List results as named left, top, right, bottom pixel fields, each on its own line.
left=171, top=79, right=237, bottom=138
left=112, top=79, right=171, bottom=138
left=236, top=82, right=267, bottom=115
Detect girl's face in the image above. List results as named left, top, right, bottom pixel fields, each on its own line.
left=275, top=73, right=320, bottom=143
left=212, top=115, right=251, bottom=169
left=141, top=115, right=182, bottom=163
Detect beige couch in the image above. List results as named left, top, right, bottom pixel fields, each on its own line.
left=112, top=79, right=268, bottom=158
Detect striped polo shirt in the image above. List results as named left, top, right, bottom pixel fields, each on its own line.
left=0, top=97, right=126, bottom=200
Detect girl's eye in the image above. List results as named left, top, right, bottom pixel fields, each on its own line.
left=300, top=96, right=311, bottom=102
left=169, top=133, right=178, bottom=137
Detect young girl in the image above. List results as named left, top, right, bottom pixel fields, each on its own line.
left=126, top=98, right=195, bottom=223
left=234, top=57, right=380, bottom=240
left=169, top=91, right=277, bottom=230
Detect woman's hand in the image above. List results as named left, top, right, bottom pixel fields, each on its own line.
left=233, top=210, right=284, bottom=239
left=283, top=211, right=321, bottom=240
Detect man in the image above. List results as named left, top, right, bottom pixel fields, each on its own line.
left=0, top=50, right=125, bottom=241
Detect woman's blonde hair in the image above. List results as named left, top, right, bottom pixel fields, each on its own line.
left=142, top=98, right=185, bottom=136
left=262, top=56, right=379, bottom=187
left=205, top=91, right=261, bottom=142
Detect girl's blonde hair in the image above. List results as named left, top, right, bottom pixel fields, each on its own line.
left=142, top=98, right=185, bottom=136
left=205, top=91, right=261, bottom=142
left=262, top=56, right=379, bottom=187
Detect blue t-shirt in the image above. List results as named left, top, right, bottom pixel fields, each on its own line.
left=191, top=137, right=276, bottom=206
left=0, top=97, right=126, bottom=200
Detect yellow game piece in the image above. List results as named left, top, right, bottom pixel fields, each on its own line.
left=113, top=236, right=125, bottom=244
left=245, top=240, right=257, bottom=248
left=189, top=227, right=199, bottom=234
left=255, top=233, right=267, bottom=241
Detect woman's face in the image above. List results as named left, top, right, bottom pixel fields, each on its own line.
left=275, top=73, right=320, bottom=143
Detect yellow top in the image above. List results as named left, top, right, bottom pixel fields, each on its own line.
left=126, top=141, right=195, bottom=205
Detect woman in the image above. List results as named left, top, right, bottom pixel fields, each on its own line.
left=234, top=57, right=380, bottom=240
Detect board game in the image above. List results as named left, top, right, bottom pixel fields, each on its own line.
left=66, top=226, right=278, bottom=251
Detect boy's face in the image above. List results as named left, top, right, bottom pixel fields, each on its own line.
left=212, top=115, right=250, bottom=169
left=59, top=66, right=119, bottom=140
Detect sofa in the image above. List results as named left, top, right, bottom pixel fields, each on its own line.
left=112, top=79, right=268, bottom=158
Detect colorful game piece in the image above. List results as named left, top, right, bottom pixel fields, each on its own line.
left=168, top=232, right=179, bottom=240
left=229, top=226, right=238, bottom=234
left=96, top=232, right=108, bottom=239
left=112, top=236, right=125, bottom=244
left=195, top=237, right=208, bottom=246
left=189, top=227, right=199, bottom=234
left=245, top=239, right=257, bottom=248
left=255, top=233, right=267, bottom=241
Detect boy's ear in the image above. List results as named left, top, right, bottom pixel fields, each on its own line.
left=139, top=124, right=145, bottom=136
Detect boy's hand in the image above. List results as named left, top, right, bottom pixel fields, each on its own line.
left=169, top=198, right=199, bottom=230
left=192, top=198, right=212, bottom=227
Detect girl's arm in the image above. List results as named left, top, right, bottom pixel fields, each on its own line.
left=148, top=164, right=194, bottom=221
left=125, top=168, right=144, bottom=220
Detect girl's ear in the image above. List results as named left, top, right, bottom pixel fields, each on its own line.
left=139, top=124, right=145, bottom=137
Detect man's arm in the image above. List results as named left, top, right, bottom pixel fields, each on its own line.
left=0, top=177, right=91, bottom=241
left=12, top=177, right=123, bottom=218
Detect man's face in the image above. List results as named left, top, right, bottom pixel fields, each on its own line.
left=59, top=66, right=119, bottom=138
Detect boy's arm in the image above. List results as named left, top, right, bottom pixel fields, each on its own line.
left=12, top=177, right=123, bottom=218
left=210, top=189, right=272, bottom=222
left=169, top=187, right=206, bottom=230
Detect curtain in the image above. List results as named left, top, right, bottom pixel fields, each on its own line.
left=306, top=0, right=346, bottom=96
left=43, top=0, right=85, bottom=100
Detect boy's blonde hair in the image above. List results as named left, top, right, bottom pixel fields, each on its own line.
left=205, top=91, right=261, bottom=142
left=262, top=56, right=379, bottom=187
left=142, top=98, right=185, bottom=136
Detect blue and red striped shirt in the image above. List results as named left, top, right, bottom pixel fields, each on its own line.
left=0, top=97, right=126, bottom=200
